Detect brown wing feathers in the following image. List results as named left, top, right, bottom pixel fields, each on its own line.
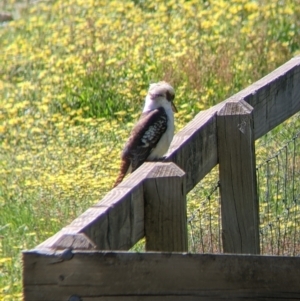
left=113, top=107, right=168, bottom=187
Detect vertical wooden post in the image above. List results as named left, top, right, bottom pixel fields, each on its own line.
left=217, top=100, right=260, bottom=254
left=143, top=162, right=187, bottom=252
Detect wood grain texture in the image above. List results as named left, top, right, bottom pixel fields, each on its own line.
left=212, top=56, right=300, bottom=139
left=245, top=56, right=300, bottom=139
left=143, top=162, right=187, bottom=252
left=50, top=233, right=96, bottom=250
left=217, top=101, right=260, bottom=254
left=23, top=251, right=300, bottom=301
left=36, top=170, right=146, bottom=251
left=164, top=57, right=300, bottom=192
left=36, top=163, right=186, bottom=252
left=165, top=110, right=218, bottom=192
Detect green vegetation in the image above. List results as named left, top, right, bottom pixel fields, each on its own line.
left=1, top=0, right=300, bottom=299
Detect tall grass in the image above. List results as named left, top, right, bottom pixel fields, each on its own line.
left=0, top=0, right=300, bottom=299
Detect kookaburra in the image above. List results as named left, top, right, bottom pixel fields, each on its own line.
left=113, top=81, right=177, bottom=187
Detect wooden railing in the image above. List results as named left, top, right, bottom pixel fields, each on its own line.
left=23, top=56, right=300, bottom=300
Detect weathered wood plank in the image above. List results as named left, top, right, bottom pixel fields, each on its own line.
left=35, top=163, right=187, bottom=252
left=50, top=233, right=96, bottom=250
left=165, top=110, right=218, bottom=192
left=23, top=251, right=300, bottom=301
left=217, top=100, right=259, bottom=254
left=212, top=56, right=300, bottom=139
left=36, top=170, right=146, bottom=251
left=143, top=162, right=187, bottom=252
left=164, top=57, right=300, bottom=193
left=247, top=56, right=300, bottom=138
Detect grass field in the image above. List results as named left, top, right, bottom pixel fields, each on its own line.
left=1, top=0, right=300, bottom=299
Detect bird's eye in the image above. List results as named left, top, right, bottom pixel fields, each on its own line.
left=166, top=91, right=175, bottom=102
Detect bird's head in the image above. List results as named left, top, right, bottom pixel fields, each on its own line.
left=144, top=81, right=177, bottom=113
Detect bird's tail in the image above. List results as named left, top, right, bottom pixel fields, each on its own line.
left=113, top=158, right=131, bottom=188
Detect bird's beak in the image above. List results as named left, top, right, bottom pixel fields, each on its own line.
left=171, top=102, right=178, bottom=113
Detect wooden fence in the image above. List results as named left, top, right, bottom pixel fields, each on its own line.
left=23, top=56, right=300, bottom=300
